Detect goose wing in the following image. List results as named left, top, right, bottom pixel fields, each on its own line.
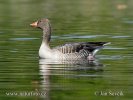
left=53, top=42, right=109, bottom=54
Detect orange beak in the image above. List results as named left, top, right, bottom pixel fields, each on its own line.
left=30, top=21, right=38, bottom=27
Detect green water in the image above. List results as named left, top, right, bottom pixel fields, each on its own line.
left=0, top=0, right=133, bottom=100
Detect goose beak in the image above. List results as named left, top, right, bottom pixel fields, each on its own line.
left=30, top=21, right=38, bottom=27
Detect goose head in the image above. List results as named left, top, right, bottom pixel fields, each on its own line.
left=30, top=18, right=51, bottom=44
left=30, top=18, right=51, bottom=30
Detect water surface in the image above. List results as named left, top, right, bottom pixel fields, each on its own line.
left=0, top=0, right=133, bottom=100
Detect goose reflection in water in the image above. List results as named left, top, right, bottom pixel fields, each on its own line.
left=39, top=59, right=103, bottom=100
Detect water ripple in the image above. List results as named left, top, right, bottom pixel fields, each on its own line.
left=61, top=35, right=108, bottom=39
left=123, top=21, right=133, bottom=24
left=104, top=47, right=126, bottom=50
left=0, top=31, right=4, bottom=34
left=98, top=55, right=123, bottom=60
left=111, top=35, right=131, bottom=38
left=10, top=38, right=39, bottom=41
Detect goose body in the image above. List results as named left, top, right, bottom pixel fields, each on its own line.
left=30, top=18, right=110, bottom=60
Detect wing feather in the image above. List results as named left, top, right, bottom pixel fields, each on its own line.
left=53, top=42, right=109, bottom=54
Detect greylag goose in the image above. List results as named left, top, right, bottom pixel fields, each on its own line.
left=30, top=18, right=110, bottom=60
